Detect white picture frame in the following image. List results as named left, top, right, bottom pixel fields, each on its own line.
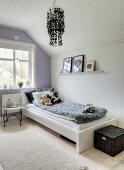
left=86, top=61, right=96, bottom=72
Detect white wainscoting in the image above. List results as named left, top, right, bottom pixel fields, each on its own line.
left=2, top=93, right=22, bottom=107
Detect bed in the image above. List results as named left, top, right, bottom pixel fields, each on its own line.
left=22, top=101, right=117, bottom=153
left=2, top=90, right=117, bottom=152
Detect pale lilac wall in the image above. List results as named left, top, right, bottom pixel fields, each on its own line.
left=0, top=26, right=51, bottom=114
left=0, top=26, right=51, bottom=88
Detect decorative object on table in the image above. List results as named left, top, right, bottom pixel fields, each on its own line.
left=94, top=125, right=124, bottom=157
left=12, top=102, right=18, bottom=108
left=63, top=57, right=72, bottom=73
left=18, top=81, right=24, bottom=88
left=7, top=99, right=12, bottom=108
left=3, top=84, right=7, bottom=89
left=46, top=0, right=65, bottom=47
left=72, top=55, right=84, bottom=72
left=86, top=61, right=96, bottom=72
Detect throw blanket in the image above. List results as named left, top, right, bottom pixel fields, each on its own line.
left=33, top=101, right=107, bottom=124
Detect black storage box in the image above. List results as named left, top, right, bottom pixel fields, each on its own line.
left=94, top=125, right=124, bottom=157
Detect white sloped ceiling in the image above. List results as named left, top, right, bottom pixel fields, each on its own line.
left=0, top=0, right=124, bottom=57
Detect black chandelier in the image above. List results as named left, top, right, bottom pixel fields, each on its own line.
left=47, top=0, right=65, bottom=47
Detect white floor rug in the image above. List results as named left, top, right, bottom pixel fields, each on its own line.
left=0, top=163, right=4, bottom=170
left=0, top=119, right=87, bottom=170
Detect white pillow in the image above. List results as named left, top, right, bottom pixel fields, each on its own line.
left=21, top=90, right=29, bottom=106
left=32, top=91, right=51, bottom=105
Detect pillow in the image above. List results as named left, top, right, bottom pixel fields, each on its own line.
left=46, top=91, right=62, bottom=105
left=21, top=91, right=29, bottom=106
left=21, top=89, right=36, bottom=106
left=32, top=91, right=51, bottom=105
left=25, top=90, right=36, bottom=103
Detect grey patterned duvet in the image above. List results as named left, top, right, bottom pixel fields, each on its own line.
left=33, top=101, right=107, bottom=124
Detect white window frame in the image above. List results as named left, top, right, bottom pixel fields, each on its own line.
left=0, top=38, right=36, bottom=88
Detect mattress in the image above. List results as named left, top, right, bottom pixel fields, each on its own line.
left=23, top=104, right=113, bottom=131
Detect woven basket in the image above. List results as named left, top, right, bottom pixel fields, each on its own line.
left=94, top=125, right=124, bottom=157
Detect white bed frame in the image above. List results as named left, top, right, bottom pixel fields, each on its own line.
left=2, top=93, right=118, bottom=153
left=23, top=108, right=117, bottom=153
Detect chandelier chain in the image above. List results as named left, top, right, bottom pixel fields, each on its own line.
left=53, top=0, right=56, bottom=8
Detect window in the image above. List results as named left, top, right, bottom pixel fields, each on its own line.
left=0, top=41, right=35, bottom=89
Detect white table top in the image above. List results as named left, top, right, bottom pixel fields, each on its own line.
left=2, top=105, right=24, bottom=111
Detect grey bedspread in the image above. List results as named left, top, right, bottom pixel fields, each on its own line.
left=33, top=101, right=107, bottom=124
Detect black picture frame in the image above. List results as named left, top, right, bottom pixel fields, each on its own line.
left=72, top=55, right=84, bottom=72
left=63, top=57, right=72, bottom=73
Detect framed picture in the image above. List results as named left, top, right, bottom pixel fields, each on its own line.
left=72, top=55, right=84, bottom=72
left=86, top=61, right=96, bottom=72
left=63, top=57, right=72, bottom=73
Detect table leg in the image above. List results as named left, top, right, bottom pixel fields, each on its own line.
left=20, top=111, right=22, bottom=126
left=3, top=110, right=6, bottom=127
left=6, top=111, right=8, bottom=122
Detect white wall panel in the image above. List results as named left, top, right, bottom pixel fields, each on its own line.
left=51, top=41, right=124, bottom=128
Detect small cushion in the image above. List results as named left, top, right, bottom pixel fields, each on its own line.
left=25, top=90, right=36, bottom=103
left=40, top=94, right=52, bottom=106
left=32, top=91, right=51, bottom=105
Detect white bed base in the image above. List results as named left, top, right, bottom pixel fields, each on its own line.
left=1, top=93, right=118, bottom=153
left=23, top=108, right=117, bottom=153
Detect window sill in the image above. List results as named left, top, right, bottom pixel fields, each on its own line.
left=0, top=87, right=36, bottom=92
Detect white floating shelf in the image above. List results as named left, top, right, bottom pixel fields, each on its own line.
left=56, top=71, right=104, bottom=75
